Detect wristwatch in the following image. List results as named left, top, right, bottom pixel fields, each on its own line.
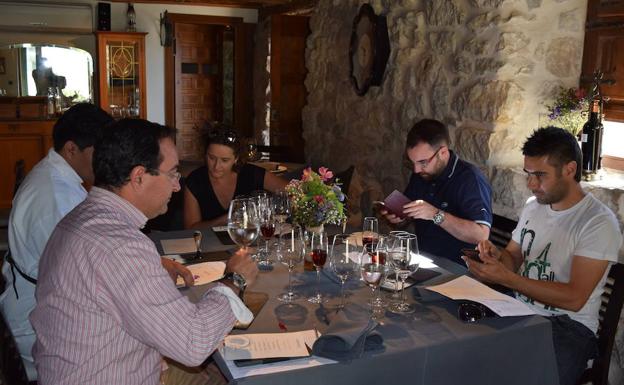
left=224, top=272, right=247, bottom=299
left=432, top=210, right=446, bottom=225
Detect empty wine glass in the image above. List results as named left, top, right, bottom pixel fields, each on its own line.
left=253, top=192, right=274, bottom=267
left=308, top=231, right=329, bottom=304
left=387, top=231, right=410, bottom=300
left=277, top=225, right=304, bottom=302
left=362, top=216, right=379, bottom=249
left=388, top=233, right=419, bottom=314
left=227, top=198, right=260, bottom=252
left=329, top=234, right=359, bottom=308
left=272, top=190, right=290, bottom=250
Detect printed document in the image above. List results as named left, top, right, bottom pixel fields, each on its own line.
left=426, top=275, right=537, bottom=316
left=175, top=261, right=226, bottom=287
left=221, top=330, right=318, bottom=360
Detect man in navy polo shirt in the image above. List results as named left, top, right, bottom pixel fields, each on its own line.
left=381, top=119, right=492, bottom=264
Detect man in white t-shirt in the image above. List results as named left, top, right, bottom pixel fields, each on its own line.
left=465, top=126, right=622, bottom=385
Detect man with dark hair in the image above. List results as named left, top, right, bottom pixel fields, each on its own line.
left=381, top=118, right=492, bottom=264
left=0, top=103, right=113, bottom=380
left=466, top=126, right=622, bottom=385
left=30, top=118, right=258, bottom=385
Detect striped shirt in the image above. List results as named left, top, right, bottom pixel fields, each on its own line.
left=30, top=187, right=236, bottom=385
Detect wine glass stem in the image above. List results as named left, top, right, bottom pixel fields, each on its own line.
left=315, top=268, right=321, bottom=299
left=287, top=267, right=293, bottom=296
left=370, top=287, right=376, bottom=309
left=400, top=279, right=406, bottom=304
left=340, top=282, right=345, bottom=308
left=395, top=271, right=400, bottom=296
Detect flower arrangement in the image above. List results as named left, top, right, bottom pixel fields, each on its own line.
left=285, top=167, right=347, bottom=228
left=545, top=87, right=590, bottom=137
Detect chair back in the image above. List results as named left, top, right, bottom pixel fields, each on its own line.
left=489, top=214, right=517, bottom=249
left=579, top=263, right=624, bottom=385
left=13, top=159, right=26, bottom=197
left=0, top=310, right=31, bottom=385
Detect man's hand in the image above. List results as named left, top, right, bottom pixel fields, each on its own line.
left=160, top=257, right=194, bottom=287
left=379, top=208, right=405, bottom=224
left=463, top=240, right=512, bottom=285
left=402, top=199, right=438, bottom=221
left=225, top=248, right=259, bottom=286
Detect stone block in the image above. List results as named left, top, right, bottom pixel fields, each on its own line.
left=545, top=37, right=582, bottom=77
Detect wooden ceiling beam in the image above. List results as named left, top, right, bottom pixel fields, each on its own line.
left=258, top=0, right=316, bottom=19
left=108, top=0, right=290, bottom=9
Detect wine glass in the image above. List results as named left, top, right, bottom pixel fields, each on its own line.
left=253, top=192, right=274, bottom=267
left=362, top=217, right=379, bottom=249
left=307, top=231, right=329, bottom=304
left=329, top=234, right=359, bottom=308
left=272, top=190, right=291, bottom=250
left=227, top=198, right=260, bottom=252
left=361, top=261, right=384, bottom=318
left=368, top=236, right=388, bottom=308
left=388, top=233, right=419, bottom=314
left=277, top=225, right=304, bottom=302
left=387, top=231, right=410, bottom=300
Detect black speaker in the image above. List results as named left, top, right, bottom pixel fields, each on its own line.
left=97, top=2, right=111, bottom=31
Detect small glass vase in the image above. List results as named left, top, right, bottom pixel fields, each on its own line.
left=303, top=224, right=324, bottom=272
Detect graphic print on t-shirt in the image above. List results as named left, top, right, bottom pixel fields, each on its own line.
left=517, top=219, right=557, bottom=311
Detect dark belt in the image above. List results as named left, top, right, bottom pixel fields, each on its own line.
left=3, top=248, right=37, bottom=299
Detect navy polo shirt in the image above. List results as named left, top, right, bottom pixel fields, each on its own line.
left=404, top=151, right=492, bottom=265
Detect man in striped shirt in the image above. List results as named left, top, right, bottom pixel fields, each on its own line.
left=30, top=119, right=258, bottom=385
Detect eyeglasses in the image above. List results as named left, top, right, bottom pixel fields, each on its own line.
left=155, top=168, right=181, bottom=182
left=412, top=146, right=444, bottom=169
left=524, top=170, right=548, bottom=182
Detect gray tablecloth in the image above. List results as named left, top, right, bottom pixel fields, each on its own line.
left=157, top=228, right=559, bottom=385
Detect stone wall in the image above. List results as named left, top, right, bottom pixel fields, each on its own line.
left=303, top=0, right=589, bottom=212
left=297, top=0, right=624, bottom=381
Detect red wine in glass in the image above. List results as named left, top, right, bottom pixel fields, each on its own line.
left=362, top=235, right=378, bottom=248
left=260, top=222, right=275, bottom=239
left=370, top=251, right=387, bottom=265
left=311, top=249, right=327, bottom=267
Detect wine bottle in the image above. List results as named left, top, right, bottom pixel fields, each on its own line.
left=580, top=99, right=603, bottom=180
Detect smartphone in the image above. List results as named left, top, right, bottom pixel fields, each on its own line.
left=461, top=248, right=482, bottom=263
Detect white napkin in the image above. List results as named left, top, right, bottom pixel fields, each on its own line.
left=212, top=285, right=254, bottom=325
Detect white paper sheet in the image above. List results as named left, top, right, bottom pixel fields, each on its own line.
left=221, top=330, right=318, bottom=360
left=161, top=238, right=197, bottom=255
left=425, top=275, right=537, bottom=317
left=175, top=261, right=226, bottom=287
left=212, top=226, right=228, bottom=232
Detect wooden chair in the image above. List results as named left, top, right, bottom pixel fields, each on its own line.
left=0, top=311, right=33, bottom=385
left=578, top=263, right=624, bottom=385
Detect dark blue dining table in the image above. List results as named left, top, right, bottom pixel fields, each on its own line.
left=150, top=228, right=559, bottom=385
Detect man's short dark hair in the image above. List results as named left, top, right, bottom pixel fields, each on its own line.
left=53, top=103, right=113, bottom=151
left=522, top=126, right=582, bottom=182
left=406, top=119, right=451, bottom=149
left=94, top=119, right=177, bottom=189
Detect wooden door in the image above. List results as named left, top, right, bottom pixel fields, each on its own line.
left=175, top=23, right=222, bottom=161
left=270, top=15, right=310, bottom=163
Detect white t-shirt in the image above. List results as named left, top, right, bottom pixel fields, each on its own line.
left=511, top=193, right=623, bottom=333
left=0, top=149, right=86, bottom=380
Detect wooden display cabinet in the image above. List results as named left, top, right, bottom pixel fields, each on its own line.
left=96, top=32, right=147, bottom=119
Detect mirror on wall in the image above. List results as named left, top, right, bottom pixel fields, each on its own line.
left=0, top=43, right=93, bottom=105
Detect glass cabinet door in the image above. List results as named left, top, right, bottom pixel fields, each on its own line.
left=96, top=32, right=147, bottom=119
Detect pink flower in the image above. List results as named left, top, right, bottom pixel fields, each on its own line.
left=318, top=167, right=333, bottom=182
left=301, top=167, right=313, bottom=182
left=314, top=195, right=324, bottom=203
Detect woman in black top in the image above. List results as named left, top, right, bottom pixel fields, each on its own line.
left=184, top=124, right=288, bottom=228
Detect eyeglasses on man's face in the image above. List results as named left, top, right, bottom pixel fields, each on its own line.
left=155, top=168, right=181, bottom=183
left=410, top=146, right=444, bottom=169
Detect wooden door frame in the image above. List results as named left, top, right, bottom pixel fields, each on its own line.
left=163, top=13, right=254, bottom=136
